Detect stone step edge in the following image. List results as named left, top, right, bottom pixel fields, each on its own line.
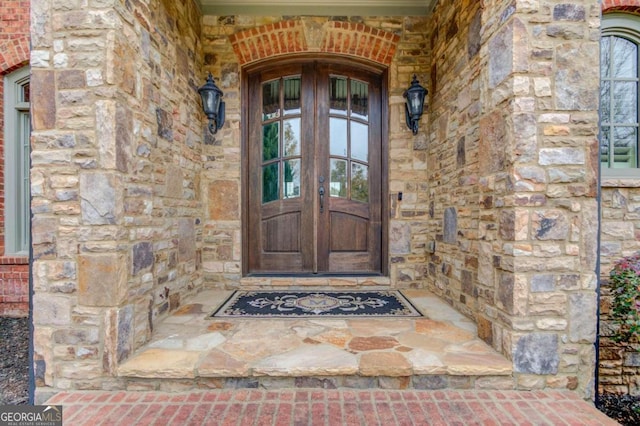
left=118, top=366, right=513, bottom=380
left=119, top=374, right=516, bottom=392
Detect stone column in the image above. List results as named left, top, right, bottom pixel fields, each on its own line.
left=30, top=0, right=133, bottom=391
left=479, top=0, right=600, bottom=398
left=31, top=0, right=205, bottom=394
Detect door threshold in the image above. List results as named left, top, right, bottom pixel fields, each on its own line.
left=239, top=275, right=392, bottom=289
left=245, top=273, right=384, bottom=278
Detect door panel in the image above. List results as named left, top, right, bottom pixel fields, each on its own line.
left=262, top=213, right=300, bottom=252
left=247, top=61, right=384, bottom=276
left=330, top=213, right=368, bottom=252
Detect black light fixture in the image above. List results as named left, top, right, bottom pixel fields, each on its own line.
left=403, top=75, right=427, bottom=135
left=198, top=73, right=225, bottom=134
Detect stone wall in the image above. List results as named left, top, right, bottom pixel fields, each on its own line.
left=425, top=0, right=600, bottom=398
left=29, top=0, right=602, bottom=399
left=30, top=0, right=204, bottom=391
left=599, top=0, right=640, bottom=397
left=0, top=0, right=30, bottom=317
left=600, top=181, right=640, bottom=395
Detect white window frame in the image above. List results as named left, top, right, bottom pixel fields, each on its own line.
left=601, top=13, right=640, bottom=178
left=3, top=67, right=30, bottom=255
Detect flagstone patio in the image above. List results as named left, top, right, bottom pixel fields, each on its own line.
left=117, top=289, right=513, bottom=391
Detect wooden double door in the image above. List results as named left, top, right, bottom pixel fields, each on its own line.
left=246, top=60, right=386, bottom=275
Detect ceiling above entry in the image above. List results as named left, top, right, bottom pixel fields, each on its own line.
left=198, top=0, right=437, bottom=16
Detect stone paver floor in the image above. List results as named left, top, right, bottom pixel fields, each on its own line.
left=116, top=289, right=512, bottom=383
left=43, top=289, right=618, bottom=424
left=46, top=388, right=619, bottom=425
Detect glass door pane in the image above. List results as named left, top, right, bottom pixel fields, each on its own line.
left=261, top=76, right=302, bottom=203
left=328, top=75, right=370, bottom=202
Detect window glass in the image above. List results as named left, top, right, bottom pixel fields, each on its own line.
left=350, top=80, right=368, bottom=120
left=330, top=77, right=348, bottom=115
left=283, top=77, right=301, bottom=115
left=328, top=75, right=370, bottom=201
left=283, top=118, right=300, bottom=157
left=262, top=163, right=279, bottom=203
left=600, top=15, right=640, bottom=173
left=21, top=82, right=30, bottom=103
left=330, top=159, right=348, bottom=198
left=262, top=80, right=280, bottom=120
left=261, top=76, right=302, bottom=203
left=351, top=121, right=368, bottom=162
left=284, top=159, right=301, bottom=199
left=613, top=37, right=637, bottom=78
left=330, top=117, right=348, bottom=157
left=351, top=163, right=368, bottom=203
left=3, top=67, right=30, bottom=254
left=263, top=122, right=280, bottom=161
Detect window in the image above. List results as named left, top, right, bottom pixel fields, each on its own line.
left=601, top=14, right=640, bottom=176
left=3, top=67, right=30, bottom=255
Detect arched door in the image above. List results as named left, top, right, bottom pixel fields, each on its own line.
left=245, top=60, right=386, bottom=275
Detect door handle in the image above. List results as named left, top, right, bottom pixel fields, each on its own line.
left=319, top=185, right=325, bottom=213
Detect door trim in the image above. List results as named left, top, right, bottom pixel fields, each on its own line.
left=241, top=55, right=389, bottom=277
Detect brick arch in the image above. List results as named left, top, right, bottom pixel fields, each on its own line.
left=0, top=36, right=30, bottom=74
left=229, top=20, right=400, bottom=66
left=602, top=0, right=640, bottom=14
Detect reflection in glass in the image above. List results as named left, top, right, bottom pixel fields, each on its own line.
left=613, top=37, right=637, bottom=78
left=284, top=159, right=301, bottom=199
left=351, top=80, right=369, bottom=120
left=351, top=163, right=368, bottom=203
left=263, top=122, right=280, bottom=161
left=601, top=80, right=611, bottom=124
left=614, top=81, right=638, bottom=124
left=330, top=159, right=347, bottom=198
left=262, top=80, right=280, bottom=120
left=330, top=118, right=348, bottom=157
left=351, top=121, right=368, bottom=162
left=330, top=77, right=348, bottom=115
left=601, top=127, right=610, bottom=164
left=283, top=118, right=301, bottom=156
left=22, top=82, right=30, bottom=103
left=613, top=126, right=637, bottom=168
left=600, top=33, right=640, bottom=170
left=262, top=163, right=279, bottom=203
left=284, top=77, right=301, bottom=115
left=601, top=37, right=611, bottom=77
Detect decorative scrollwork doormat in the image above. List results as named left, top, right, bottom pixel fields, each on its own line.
left=210, top=290, right=423, bottom=318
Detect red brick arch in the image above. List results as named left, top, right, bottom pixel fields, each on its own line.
left=229, top=20, right=400, bottom=66
left=602, top=0, right=640, bottom=14
left=0, top=35, right=30, bottom=74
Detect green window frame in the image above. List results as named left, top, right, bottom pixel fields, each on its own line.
left=3, top=67, right=30, bottom=255
left=601, top=14, right=640, bottom=177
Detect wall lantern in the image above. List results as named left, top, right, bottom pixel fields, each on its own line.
left=403, top=75, right=427, bottom=135
left=198, top=73, right=225, bottom=134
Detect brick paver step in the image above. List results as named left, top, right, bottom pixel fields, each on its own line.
left=45, top=389, right=618, bottom=426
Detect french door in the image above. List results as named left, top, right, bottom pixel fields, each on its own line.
left=246, top=60, right=385, bottom=275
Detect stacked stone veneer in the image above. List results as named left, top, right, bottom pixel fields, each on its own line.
left=599, top=0, right=640, bottom=397
left=423, top=0, right=600, bottom=398
left=30, top=0, right=602, bottom=400
left=600, top=179, right=640, bottom=395
left=30, top=0, right=205, bottom=391
left=0, top=0, right=30, bottom=317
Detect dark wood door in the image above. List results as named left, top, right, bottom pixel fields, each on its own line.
left=246, top=61, right=384, bottom=275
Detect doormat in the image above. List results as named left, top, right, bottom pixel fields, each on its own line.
left=210, top=290, right=422, bottom=318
